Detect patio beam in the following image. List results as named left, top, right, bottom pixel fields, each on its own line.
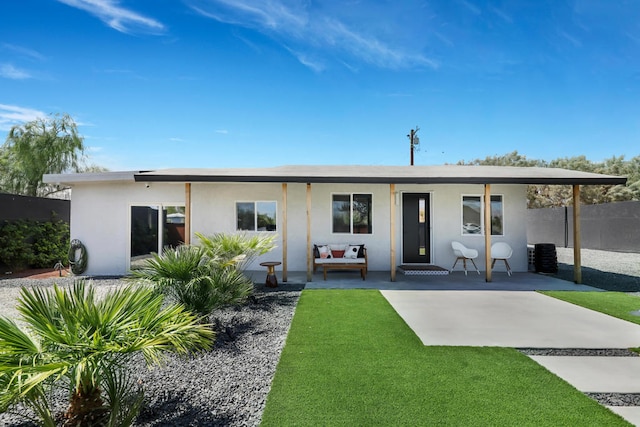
left=306, top=183, right=312, bottom=282
left=484, top=184, right=492, bottom=282
left=185, top=183, right=191, bottom=245
left=282, top=183, right=288, bottom=282
left=390, top=184, right=396, bottom=282
left=573, top=184, right=582, bottom=284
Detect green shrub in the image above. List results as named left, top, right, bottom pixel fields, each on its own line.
left=0, top=281, right=213, bottom=426
left=0, top=219, right=69, bottom=270
left=130, top=232, right=275, bottom=318
left=31, top=220, right=70, bottom=268
left=195, top=232, right=276, bottom=271
left=0, top=220, right=34, bottom=270
left=130, top=244, right=255, bottom=319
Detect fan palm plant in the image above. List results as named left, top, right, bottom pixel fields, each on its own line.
left=129, top=244, right=211, bottom=296
left=0, top=281, right=213, bottom=426
left=195, top=232, right=276, bottom=271
left=130, top=238, right=267, bottom=318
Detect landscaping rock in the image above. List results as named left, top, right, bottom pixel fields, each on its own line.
left=0, top=278, right=300, bottom=427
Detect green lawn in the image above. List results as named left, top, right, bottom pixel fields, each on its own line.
left=261, top=290, right=629, bottom=426
left=543, top=291, right=640, bottom=325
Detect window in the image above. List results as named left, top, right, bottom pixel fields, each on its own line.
left=461, top=195, right=503, bottom=235
left=236, top=201, right=277, bottom=231
left=332, top=193, right=372, bottom=234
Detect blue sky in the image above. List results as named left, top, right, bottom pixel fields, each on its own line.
left=1, top=0, right=639, bottom=171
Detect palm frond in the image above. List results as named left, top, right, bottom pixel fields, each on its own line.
left=196, top=231, right=276, bottom=270
left=0, top=280, right=214, bottom=426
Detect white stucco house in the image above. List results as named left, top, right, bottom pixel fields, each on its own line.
left=44, top=165, right=626, bottom=282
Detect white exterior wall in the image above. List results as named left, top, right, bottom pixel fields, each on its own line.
left=393, top=183, right=528, bottom=273
left=70, top=181, right=185, bottom=276
left=70, top=181, right=529, bottom=275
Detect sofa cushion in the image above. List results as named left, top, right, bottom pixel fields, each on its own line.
left=314, top=258, right=366, bottom=265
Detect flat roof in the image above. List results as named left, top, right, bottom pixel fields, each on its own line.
left=45, top=165, right=627, bottom=186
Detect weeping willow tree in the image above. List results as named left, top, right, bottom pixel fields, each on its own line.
left=0, top=113, right=86, bottom=197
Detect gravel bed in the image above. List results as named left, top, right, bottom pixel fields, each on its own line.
left=586, top=393, right=640, bottom=407
left=0, top=277, right=301, bottom=427
left=553, top=247, right=640, bottom=292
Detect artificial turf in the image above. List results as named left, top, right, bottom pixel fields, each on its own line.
left=543, top=291, right=640, bottom=325
left=261, top=289, right=629, bottom=426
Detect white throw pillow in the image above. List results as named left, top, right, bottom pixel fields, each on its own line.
left=317, top=245, right=330, bottom=259
left=344, top=245, right=361, bottom=259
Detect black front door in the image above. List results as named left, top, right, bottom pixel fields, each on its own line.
left=402, top=193, right=431, bottom=264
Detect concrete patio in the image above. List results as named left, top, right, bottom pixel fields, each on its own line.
left=253, top=269, right=601, bottom=291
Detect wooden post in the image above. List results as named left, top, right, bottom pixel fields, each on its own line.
left=390, top=184, right=396, bottom=282
left=573, top=185, right=582, bottom=284
left=281, top=183, right=288, bottom=282
left=306, top=183, right=312, bottom=282
left=184, top=183, right=191, bottom=245
left=484, top=184, right=492, bottom=282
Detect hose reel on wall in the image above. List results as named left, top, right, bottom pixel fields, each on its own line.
left=68, top=239, right=88, bottom=274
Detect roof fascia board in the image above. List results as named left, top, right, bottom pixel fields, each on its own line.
left=135, top=174, right=627, bottom=186
left=43, top=171, right=137, bottom=185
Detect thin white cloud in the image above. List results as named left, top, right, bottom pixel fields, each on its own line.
left=284, top=46, right=325, bottom=72
left=0, top=104, right=47, bottom=131
left=558, top=30, right=582, bottom=48
left=0, top=64, right=32, bottom=79
left=1, top=43, right=46, bottom=61
left=490, top=7, right=513, bottom=24
left=458, top=0, right=482, bottom=16
left=56, top=0, right=165, bottom=34
left=187, top=0, right=437, bottom=71
left=215, top=129, right=228, bottom=134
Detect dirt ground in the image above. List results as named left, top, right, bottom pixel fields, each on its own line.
left=1, top=267, right=70, bottom=280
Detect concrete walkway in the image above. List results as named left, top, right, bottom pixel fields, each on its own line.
left=381, top=290, right=640, bottom=348
left=381, top=290, right=640, bottom=426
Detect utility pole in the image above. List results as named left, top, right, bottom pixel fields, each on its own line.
left=408, top=127, right=420, bottom=166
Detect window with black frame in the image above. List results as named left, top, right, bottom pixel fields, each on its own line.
left=461, top=195, right=503, bottom=235
left=332, top=193, right=372, bottom=234
left=236, top=201, right=277, bottom=231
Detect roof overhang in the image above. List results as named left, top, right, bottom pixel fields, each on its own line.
left=132, top=165, right=627, bottom=186
left=44, top=165, right=627, bottom=186
left=43, top=171, right=138, bottom=185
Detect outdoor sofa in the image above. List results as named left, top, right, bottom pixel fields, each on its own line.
left=313, top=244, right=368, bottom=280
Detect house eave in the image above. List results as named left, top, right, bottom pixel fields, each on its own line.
left=135, top=174, right=627, bottom=185
left=43, top=171, right=138, bottom=185
left=43, top=165, right=627, bottom=186
left=133, top=165, right=627, bottom=186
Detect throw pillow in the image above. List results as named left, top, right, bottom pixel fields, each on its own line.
left=331, top=250, right=345, bottom=258
left=344, top=245, right=361, bottom=259
left=350, top=244, right=365, bottom=258
left=317, top=245, right=330, bottom=259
